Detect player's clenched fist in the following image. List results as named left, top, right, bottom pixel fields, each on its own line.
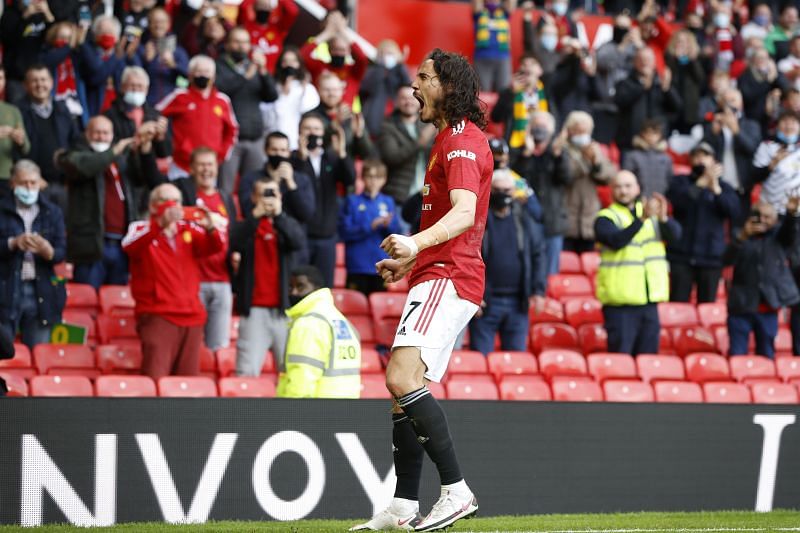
left=380, top=233, right=418, bottom=260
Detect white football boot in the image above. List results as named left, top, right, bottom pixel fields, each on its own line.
left=350, top=501, right=422, bottom=531
left=414, top=486, right=478, bottom=532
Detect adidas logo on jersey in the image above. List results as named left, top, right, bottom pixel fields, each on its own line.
left=451, top=119, right=466, bottom=136
left=447, top=149, right=476, bottom=161
left=398, top=326, right=406, bottom=336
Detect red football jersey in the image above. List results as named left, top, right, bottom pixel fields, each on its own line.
left=408, top=119, right=492, bottom=306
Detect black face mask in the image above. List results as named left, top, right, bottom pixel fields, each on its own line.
left=306, top=134, right=324, bottom=151
left=288, top=294, right=304, bottom=307
left=193, top=75, right=211, bottom=89
left=255, top=9, right=270, bottom=24
left=280, top=66, right=299, bottom=78
left=493, top=159, right=503, bottom=170
left=490, top=191, right=513, bottom=210
left=268, top=154, right=289, bottom=169
left=330, top=55, right=346, bottom=68
left=612, top=26, right=628, bottom=44
left=691, top=164, right=706, bottom=177
left=230, top=50, right=247, bottom=63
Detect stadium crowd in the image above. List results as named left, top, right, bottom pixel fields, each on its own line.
left=3, top=0, right=800, bottom=398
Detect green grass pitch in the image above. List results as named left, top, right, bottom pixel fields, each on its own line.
left=1, top=510, right=799, bottom=532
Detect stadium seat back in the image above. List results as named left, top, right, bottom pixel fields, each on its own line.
left=751, top=382, right=799, bottom=404
left=360, top=347, right=383, bottom=373
left=61, top=310, right=97, bottom=342
left=157, top=376, right=218, bottom=397
left=33, top=344, right=95, bottom=375
left=95, top=344, right=143, bottom=374
left=776, top=357, right=800, bottom=382
left=658, top=302, right=699, bottom=328
left=65, top=283, right=98, bottom=314
left=685, top=353, right=731, bottom=383
left=546, top=274, right=593, bottom=300
left=487, top=351, right=538, bottom=380
left=587, top=353, right=637, bottom=382
left=703, top=382, right=751, bottom=404
left=218, top=377, right=276, bottom=398
left=96, top=315, right=138, bottom=344
left=368, top=292, right=408, bottom=323
left=448, top=350, right=488, bottom=374
left=427, top=380, right=446, bottom=399
left=360, top=373, right=391, bottom=399
left=528, top=297, right=564, bottom=325
left=603, top=379, right=654, bottom=402
left=349, top=315, right=376, bottom=344
left=550, top=376, right=602, bottom=402
left=636, top=354, right=685, bottom=383
left=446, top=374, right=499, bottom=400
left=730, top=355, right=777, bottom=382
left=98, top=286, right=136, bottom=316
left=331, top=288, right=370, bottom=315
left=580, top=251, right=600, bottom=276
left=216, top=347, right=237, bottom=377
left=654, top=381, right=703, bottom=403
left=564, top=298, right=603, bottom=328
left=499, top=375, right=550, bottom=401
left=697, top=302, right=727, bottom=328
left=672, top=326, right=718, bottom=357
left=0, top=343, right=34, bottom=379
left=559, top=251, right=582, bottom=273
left=578, top=323, right=608, bottom=353
left=530, top=323, right=579, bottom=353
left=538, top=349, right=587, bottom=380
left=0, top=372, right=28, bottom=396
left=386, top=277, right=410, bottom=293
left=95, top=375, right=156, bottom=397
left=30, top=375, right=93, bottom=397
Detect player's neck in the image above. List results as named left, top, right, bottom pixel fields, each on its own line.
left=435, top=117, right=448, bottom=131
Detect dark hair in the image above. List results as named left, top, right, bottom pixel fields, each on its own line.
left=782, top=88, right=800, bottom=103
left=639, top=118, right=663, bottom=134
left=274, top=45, right=307, bottom=83
left=24, top=63, right=50, bottom=77
left=778, top=110, right=800, bottom=123
left=265, top=131, right=289, bottom=148
left=300, top=111, right=326, bottom=127
left=291, top=265, right=325, bottom=289
left=427, top=48, right=487, bottom=130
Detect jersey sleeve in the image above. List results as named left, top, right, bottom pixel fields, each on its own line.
left=441, top=127, right=484, bottom=195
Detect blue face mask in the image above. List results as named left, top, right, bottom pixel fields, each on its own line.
left=540, top=34, right=558, bottom=52
left=552, top=2, right=568, bottom=16
left=677, top=55, right=690, bottom=65
left=14, top=186, right=38, bottom=206
left=778, top=131, right=799, bottom=145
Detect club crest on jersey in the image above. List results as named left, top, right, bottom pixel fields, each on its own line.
left=447, top=149, right=476, bottom=162
left=422, top=184, right=430, bottom=196
left=427, top=153, right=437, bottom=171
left=451, top=120, right=466, bottom=136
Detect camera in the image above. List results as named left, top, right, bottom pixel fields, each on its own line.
left=263, top=189, right=276, bottom=198
left=750, top=208, right=761, bottom=222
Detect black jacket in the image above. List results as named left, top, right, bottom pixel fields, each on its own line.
left=614, top=72, right=682, bottom=150
left=103, top=97, right=172, bottom=159
left=237, top=167, right=315, bottom=225
left=724, top=215, right=800, bottom=315
left=230, top=212, right=306, bottom=315
left=16, top=98, right=81, bottom=182
left=291, top=149, right=355, bottom=239
left=738, top=68, right=791, bottom=135
left=214, top=55, right=278, bottom=140
left=377, top=112, right=430, bottom=204
left=359, top=63, right=411, bottom=136
left=511, top=145, right=574, bottom=237
left=701, top=118, right=762, bottom=195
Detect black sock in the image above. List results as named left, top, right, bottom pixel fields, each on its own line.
left=396, top=387, right=463, bottom=485
left=392, top=413, right=424, bottom=501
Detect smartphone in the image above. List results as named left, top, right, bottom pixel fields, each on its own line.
left=750, top=208, right=761, bottom=223
left=183, top=206, right=205, bottom=221
left=157, top=35, right=176, bottom=55
left=124, top=25, right=143, bottom=42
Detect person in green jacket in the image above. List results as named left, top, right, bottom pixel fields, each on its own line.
left=0, top=67, right=30, bottom=185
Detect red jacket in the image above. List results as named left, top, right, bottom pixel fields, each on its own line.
left=156, top=86, right=238, bottom=172
left=301, top=39, right=369, bottom=105
left=238, top=0, right=300, bottom=72
left=122, top=219, right=224, bottom=326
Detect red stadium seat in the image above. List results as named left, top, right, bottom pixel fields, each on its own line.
left=65, top=283, right=98, bottom=315
left=697, top=302, right=727, bottom=328
left=95, top=375, right=156, bottom=397
left=350, top=315, right=376, bottom=345
left=654, top=381, right=703, bottom=403
left=216, top=347, right=237, bottom=378
left=96, top=315, right=138, bottom=345
left=487, top=351, right=538, bottom=380
left=427, top=380, right=446, bottom=399
left=157, top=376, right=218, bottom=397
left=33, top=344, right=97, bottom=377
left=729, top=355, right=777, bottom=383
left=53, top=261, right=74, bottom=280
left=603, top=379, right=654, bottom=402
left=580, top=251, right=600, bottom=276
left=61, top=310, right=97, bottom=343
left=360, top=373, right=391, bottom=399
left=685, top=353, right=731, bottom=383
left=559, top=251, right=582, bottom=273
left=448, top=350, right=488, bottom=375
left=578, top=323, right=608, bottom=354
left=361, top=347, right=383, bottom=373
left=660, top=328, right=674, bottom=352
left=229, top=316, right=240, bottom=341
left=386, top=277, right=410, bottom=293
left=95, top=344, right=143, bottom=374
left=446, top=374, right=499, bottom=400
left=713, top=326, right=729, bottom=356
left=530, top=323, right=579, bottom=353
left=775, top=328, right=792, bottom=355
left=563, top=298, right=603, bottom=328
left=0, top=343, right=35, bottom=379
left=547, top=274, right=593, bottom=300
left=658, top=302, right=699, bottom=328
left=703, top=382, right=751, bottom=403
left=538, top=349, right=587, bottom=380
left=368, top=292, right=407, bottom=323
left=199, top=346, right=217, bottom=378
left=528, top=297, right=564, bottom=325
left=218, top=377, right=276, bottom=398
left=671, top=326, right=718, bottom=356
left=334, top=266, right=347, bottom=288
left=499, top=375, right=550, bottom=401
left=331, top=288, right=370, bottom=315
left=636, top=354, right=685, bottom=383
left=751, top=382, right=799, bottom=404
left=0, top=372, right=28, bottom=396
left=551, top=376, right=603, bottom=402
left=30, top=375, right=93, bottom=397
left=336, top=242, right=345, bottom=267
left=776, top=357, right=800, bottom=382
left=98, top=286, right=135, bottom=316
left=587, top=353, right=637, bottom=383
left=373, top=320, right=398, bottom=347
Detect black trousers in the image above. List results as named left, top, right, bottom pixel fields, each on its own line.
left=603, top=303, right=660, bottom=356
left=670, top=262, right=721, bottom=304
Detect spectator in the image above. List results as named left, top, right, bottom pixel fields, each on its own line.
left=339, top=160, right=400, bottom=295
left=40, top=21, right=89, bottom=124
left=739, top=48, right=790, bottom=135
left=359, top=39, right=411, bottom=137
left=562, top=111, right=616, bottom=253
left=140, top=7, right=189, bottom=107
left=301, top=10, right=369, bottom=106
left=157, top=55, right=239, bottom=180
left=215, top=26, right=278, bottom=195
left=0, top=66, right=30, bottom=187
left=0, top=0, right=56, bottom=102
left=469, top=167, right=546, bottom=355
left=83, top=15, right=141, bottom=116
left=697, top=69, right=732, bottom=124
left=512, top=110, right=573, bottom=275
left=521, top=5, right=560, bottom=78
left=741, top=3, right=774, bottom=42
left=276, top=264, right=361, bottom=398
left=490, top=54, right=550, bottom=148
left=117, top=0, right=152, bottom=34
left=312, top=71, right=375, bottom=160
left=237, top=0, right=300, bottom=72
left=666, top=142, right=740, bottom=303
left=753, top=111, right=800, bottom=214
left=261, top=45, right=320, bottom=151
left=614, top=47, right=681, bottom=152
left=594, top=170, right=681, bottom=356
left=122, top=182, right=224, bottom=379
left=291, top=112, right=355, bottom=287
left=664, top=29, right=705, bottom=134
left=377, top=86, right=436, bottom=216
left=778, top=35, right=800, bottom=92
left=0, top=160, right=66, bottom=350
left=231, top=175, right=306, bottom=376
left=764, top=4, right=798, bottom=58
left=637, top=1, right=673, bottom=73
left=705, top=2, right=744, bottom=74
left=16, top=64, right=81, bottom=211
left=549, top=36, right=596, bottom=124
left=57, top=115, right=161, bottom=289
left=701, top=87, right=761, bottom=225
left=180, top=5, right=231, bottom=60
left=725, top=198, right=800, bottom=358
left=622, top=119, right=673, bottom=197
left=471, top=0, right=515, bottom=93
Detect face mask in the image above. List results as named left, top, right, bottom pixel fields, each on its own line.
left=90, top=141, right=111, bottom=152
left=552, top=2, right=567, bottom=16
left=268, top=154, right=289, bottom=169
left=330, top=55, right=346, bottom=68
left=383, top=54, right=398, bottom=70
left=306, top=134, right=324, bottom=151
left=490, top=191, right=513, bottom=210
left=754, top=14, right=770, bottom=27
left=280, top=66, right=299, bottom=78
left=677, top=55, right=690, bottom=65
left=53, top=38, right=70, bottom=48
left=193, top=75, right=211, bottom=89
left=154, top=199, right=179, bottom=218
left=230, top=50, right=248, bottom=63
left=570, top=133, right=592, bottom=147
left=14, top=187, right=38, bottom=206
left=532, top=126, right=550, bottom=142
left=97, top=34, right=117, bottom=50
left=493, top=159, right=503, bottom=170
left=612, top=26, right=628, bottom=44
left=540, top=34, right=558, bottom=52
left=714, top=13, right=730, bottom=28
left=288, top=294, right=303, bottom=307
left=777, top=131, right=799, bottom=145
left=123, top=91, right=146, bottom=107
left=691, top=163, right=706, bottom=177
left=255, top=9, right=270, bottom=24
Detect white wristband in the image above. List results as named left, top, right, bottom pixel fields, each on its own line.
left=393, top=234, right=419, bottom=258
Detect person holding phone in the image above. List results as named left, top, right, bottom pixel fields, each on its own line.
left=140, top=7, right=190, bottom=106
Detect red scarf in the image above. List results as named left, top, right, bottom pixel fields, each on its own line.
left=55, top=54, right=78, bottom=100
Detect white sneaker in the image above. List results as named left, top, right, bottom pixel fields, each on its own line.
left=415, top=487, right=478, bottom=532
left=349, top=506, right=422, bottom=531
